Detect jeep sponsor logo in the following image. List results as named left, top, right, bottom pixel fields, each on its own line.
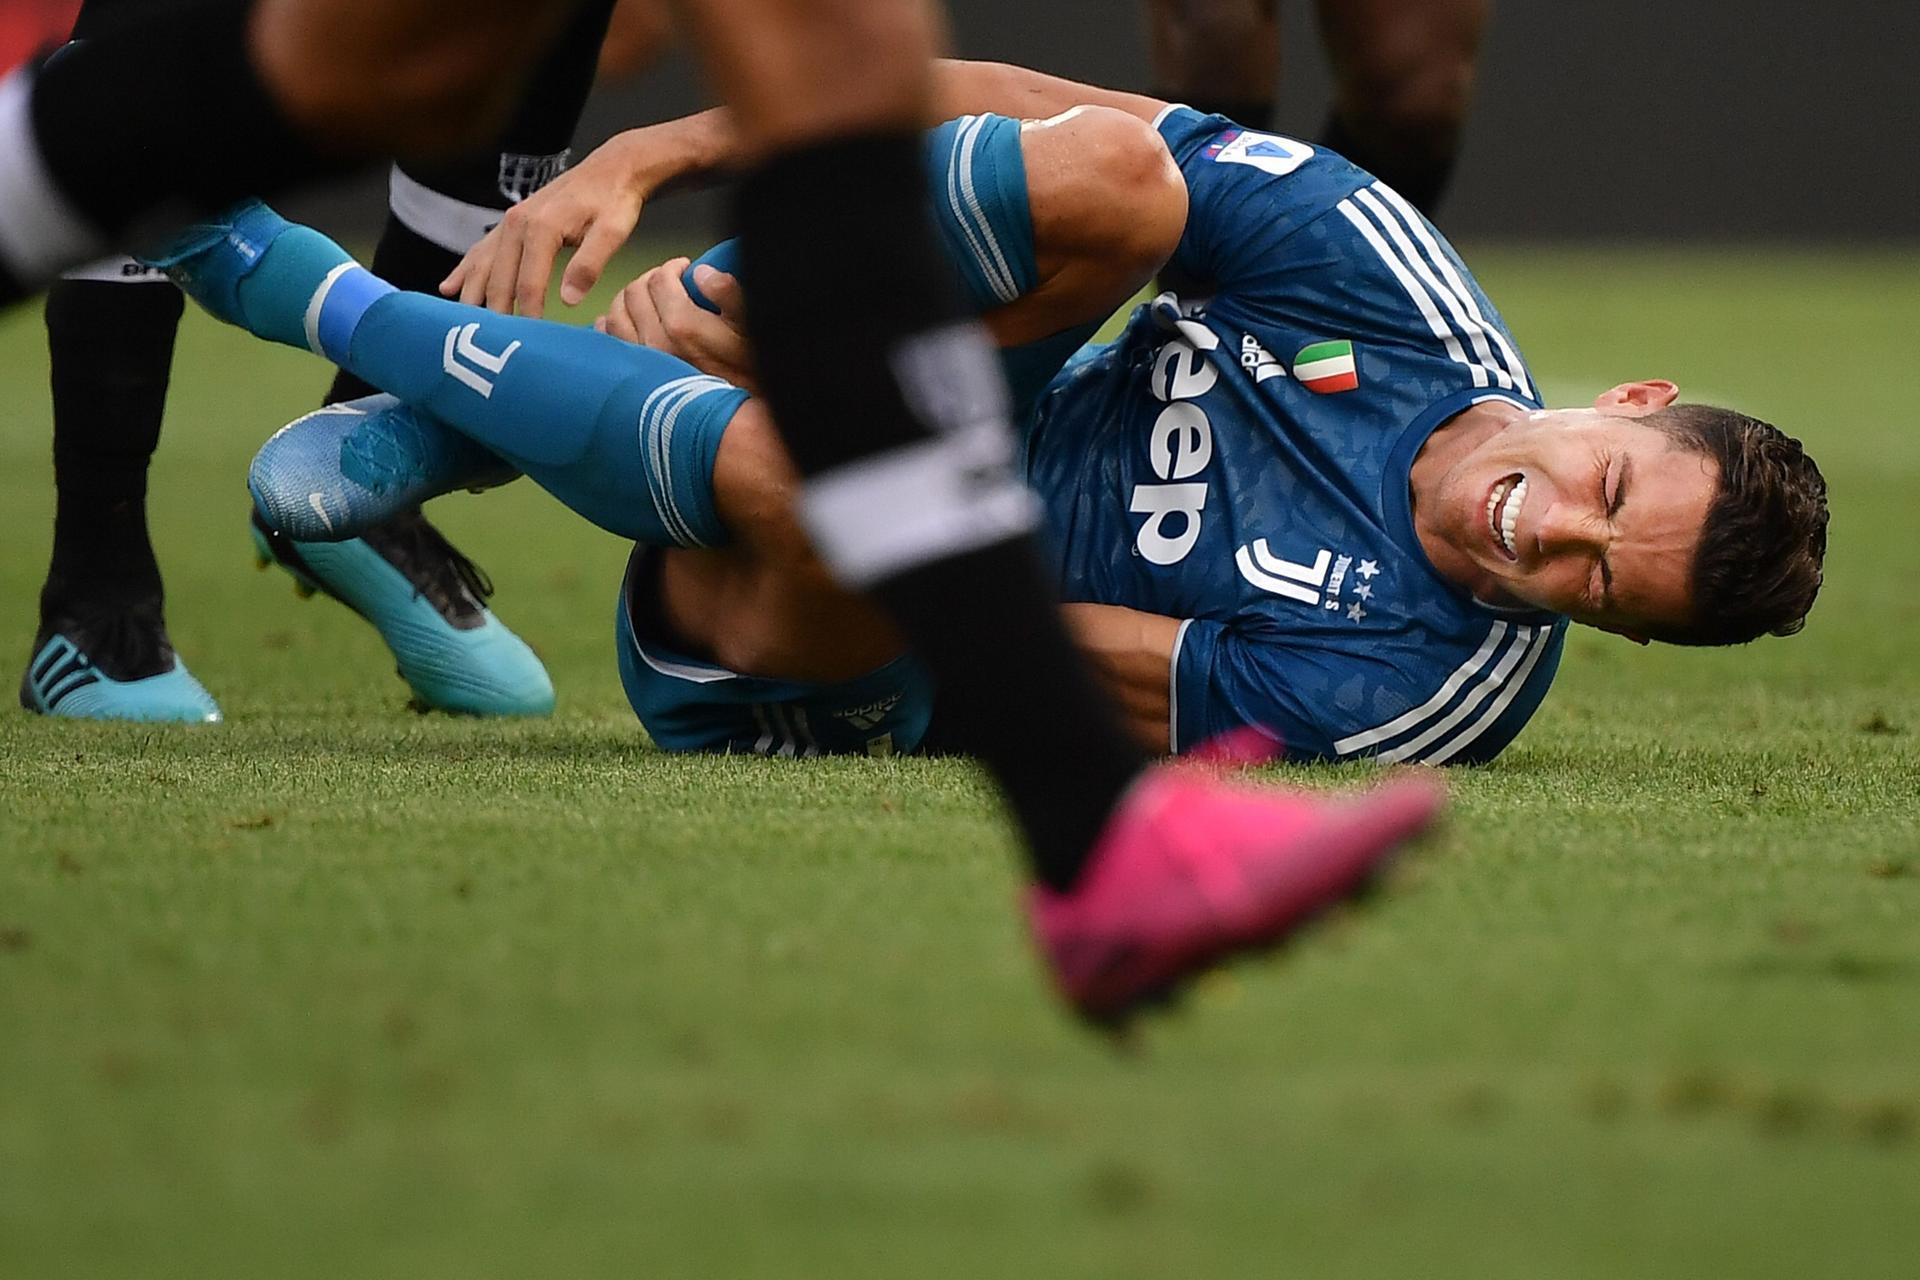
left=1131, top=324, right=1220, bottom=565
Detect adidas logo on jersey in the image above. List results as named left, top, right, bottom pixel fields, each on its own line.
left=1239, top=335, right=1285, bottom=384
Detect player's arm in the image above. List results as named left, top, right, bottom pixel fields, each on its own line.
left=988, top=105, right=1187, bottom=348
left=1058, top=604, right=1183, bottom=752
left=444, top=61, right=1177, bottom=314
left=597, top=104, right=1187, bottom=379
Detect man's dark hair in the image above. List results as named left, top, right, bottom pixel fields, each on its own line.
left=1642, top=403, right=1829, bottom=646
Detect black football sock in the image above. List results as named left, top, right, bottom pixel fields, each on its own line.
left=0, top=0, right=356, bottom=293
left=41, top=274, right=184, bottom=654
left=737, top=133, right=1148, bottom=891
left=1321, top=111, right=1459, bottom=217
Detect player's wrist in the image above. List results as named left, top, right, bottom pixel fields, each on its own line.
left=619, top=110, right=740, bottom=199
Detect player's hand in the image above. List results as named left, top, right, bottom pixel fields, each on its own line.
left=599, top=259, right=757, bottom=393
left=440, top=135, right=654, bottom=318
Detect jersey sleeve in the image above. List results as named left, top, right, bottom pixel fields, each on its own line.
left=686, top=115, right=1080, bottom=419
left=1151, top=105, right=1539, bottom=404
left=1153, top=105, right=1361, bottom=297
left=1171, top=615, right=1565, bottom=764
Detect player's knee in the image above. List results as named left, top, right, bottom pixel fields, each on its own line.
left=597, top=0, right=675, bottom=79
left=709, top=405, right=810, bottom=563
left=698, top=0, right=934, bottom=141
left=252, top=5, right=535, bottom=155
left=285, top=59, right=521, bottom=156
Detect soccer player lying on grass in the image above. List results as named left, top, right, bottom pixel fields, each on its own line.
left=162, top=60, right=1829, bottom=764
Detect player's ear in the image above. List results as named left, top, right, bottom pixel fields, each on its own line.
left=1594, top=380, right=1679, bottom=416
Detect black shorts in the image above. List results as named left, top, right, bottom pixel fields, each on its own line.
left=69, top=0, right=617, bottom=211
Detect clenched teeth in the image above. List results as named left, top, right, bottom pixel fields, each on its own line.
left=1486, top=475, right=1528, bottom=557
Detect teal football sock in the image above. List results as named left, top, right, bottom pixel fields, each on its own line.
left=334, top=290, right=744, bottom=547
left=235, top=223, right=371, bottom=352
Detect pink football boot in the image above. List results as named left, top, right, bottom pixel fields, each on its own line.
left=1028, top=762, right=1444, bottom=1028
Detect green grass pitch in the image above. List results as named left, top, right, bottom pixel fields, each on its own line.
left=2, top=244, right=1917, bottom=1278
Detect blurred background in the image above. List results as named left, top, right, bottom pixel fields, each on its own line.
left=302, top=0, right=1920, bottom=241
left=11, top=0, right=1911, bottom=240
left=4, top=7, right=1917, bottom=1278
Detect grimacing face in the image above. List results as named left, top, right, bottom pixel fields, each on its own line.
left=1424, top=384, right=1721, bottom=638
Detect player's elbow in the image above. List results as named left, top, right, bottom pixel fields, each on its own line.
left=1040, top=107, right=1189, bottom=282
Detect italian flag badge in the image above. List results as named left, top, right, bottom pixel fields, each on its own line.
left=1293, top=340, right=1359, bottom=393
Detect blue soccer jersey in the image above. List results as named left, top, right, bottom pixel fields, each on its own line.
left=657, top=107, right=1566, bottom=763
left=1022, top=107, right=1568, bottom=763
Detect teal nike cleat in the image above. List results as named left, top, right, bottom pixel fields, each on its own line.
left=250, top=510, right=555, bottom=717
left=20, top=608, right=221, bottom=724
left=251, top=394, right=519, bottom=543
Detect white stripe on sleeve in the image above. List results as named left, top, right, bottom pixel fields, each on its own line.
left=1168, top=618, right=1195, bottom=754
left=1374, top=627, right=1539, bottom=765
left=799, top=419, right=1040, bottom=587
left=1368, top=182, right=1534, bottom=399
left=1425, top=626, right=1552, bottom=764
left=1353, top=186, right=1511, bottom=392
left=61, top=256, right=166, bottom=285
left=388, top=166, right=502, bottom=256
left=0, top=70, right=108, bottom=283
left=1336, top=198, right=1481, bottom=386
left=1334, top=622, right=1508, bottom=756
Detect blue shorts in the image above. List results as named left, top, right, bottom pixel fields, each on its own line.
left=614, top=548, right=936, bottom=757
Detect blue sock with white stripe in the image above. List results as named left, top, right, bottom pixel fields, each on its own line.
left=191, top=210, right=742, bottom=548
left=331, top=290, right=745, bottom=546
